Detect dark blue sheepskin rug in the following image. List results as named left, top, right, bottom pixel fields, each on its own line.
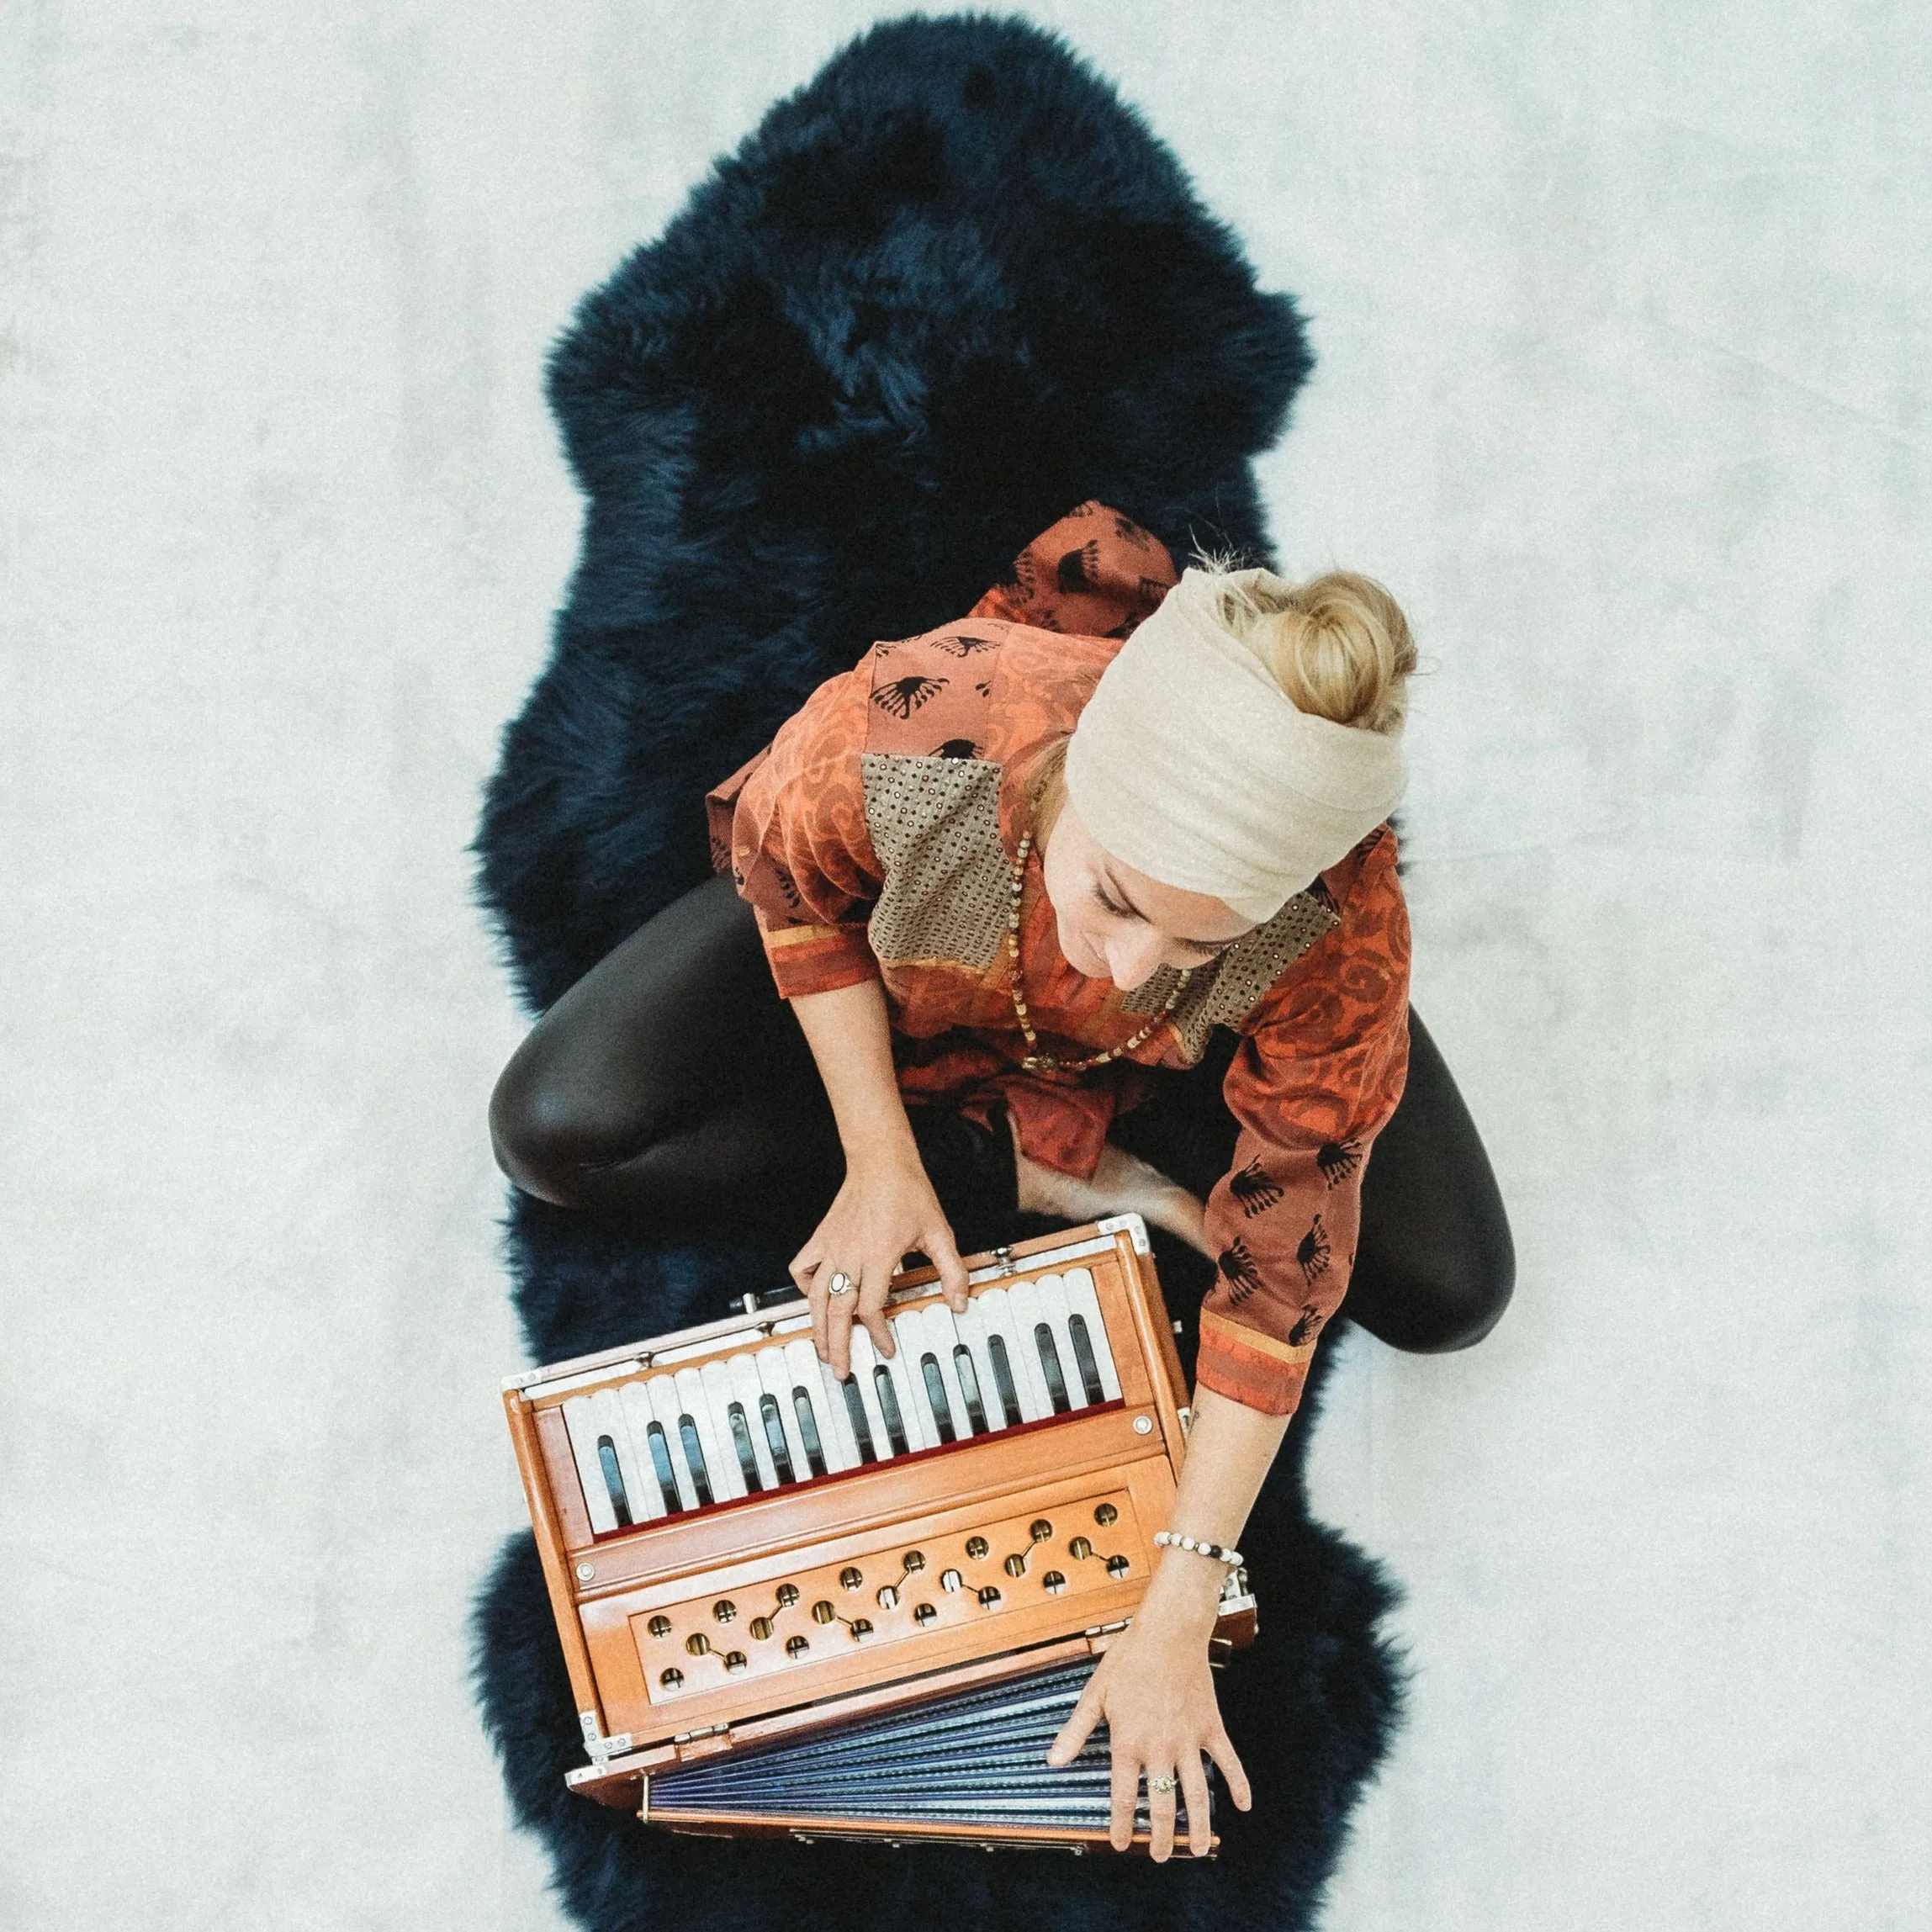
left=472, top=13, right=1403, bottom=1929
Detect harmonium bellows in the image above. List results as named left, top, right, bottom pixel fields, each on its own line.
left=502, top=1215, right=1257, bottom=1855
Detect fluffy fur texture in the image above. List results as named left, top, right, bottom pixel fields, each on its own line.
left=471, top=13, right=1402, bottom=1928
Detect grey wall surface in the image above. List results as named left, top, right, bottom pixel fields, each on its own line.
left=3, top=3, right=1925, bottom=1926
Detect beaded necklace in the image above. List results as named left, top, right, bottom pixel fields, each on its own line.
left=1004, top=828, right=1192, bottom=1075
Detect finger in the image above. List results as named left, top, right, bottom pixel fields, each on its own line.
left=1147, top=1763, right=1177, bottom=1863
left=924, top=1219, right=970, bottom=1312
left=823, top=1264, right=860, bottom=1378
left=1205, top=1728, right=1252, bottom=1811
left=1182, top=1749, right=1213, bottom=1858
left=1045, top=1680, right=1104, bottom=1768
left=856, top=1277, right=896, bottom=1362
left=1109, top=1742, right=1138, bottom=1853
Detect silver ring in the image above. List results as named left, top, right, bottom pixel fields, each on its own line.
left=826, top=1271, right=854, bottom=1298
left=1147, top=1771, right=1177, bottom=1794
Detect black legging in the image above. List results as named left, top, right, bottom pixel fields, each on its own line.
left=491, top=875, right=1515, bottom=1353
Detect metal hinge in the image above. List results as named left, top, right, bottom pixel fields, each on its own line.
left=579, top=1711, right=633, bottom=1762
left=1082, top=1618, right=1130, bottom=1638
left=674, top=1721, right=732, bottom=1746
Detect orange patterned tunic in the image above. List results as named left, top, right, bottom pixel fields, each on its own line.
left=705, top=503, right=1411, bottom=1417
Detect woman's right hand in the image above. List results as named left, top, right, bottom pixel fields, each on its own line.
left=790, top=1155, right=970, bottom=1379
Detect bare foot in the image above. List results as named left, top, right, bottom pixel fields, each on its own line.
left=1008, top=1116, right=1213, bottom=1257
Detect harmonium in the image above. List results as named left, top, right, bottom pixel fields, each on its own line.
left=501, top=1215, right=1257, bottom=1854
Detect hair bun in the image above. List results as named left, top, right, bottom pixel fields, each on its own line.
left=1261, top=573, right=1416, bottom=734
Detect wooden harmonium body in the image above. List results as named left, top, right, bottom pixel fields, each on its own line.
left=502, top=1215, right=1257, bottom=1854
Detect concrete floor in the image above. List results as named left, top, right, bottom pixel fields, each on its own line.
left=3, top=3, right=1926, bottom=1926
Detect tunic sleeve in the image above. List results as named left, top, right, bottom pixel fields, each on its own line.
left=703, top=666, right=883, bottom=1000
left=1194, top=827, right=1412, bottom=1417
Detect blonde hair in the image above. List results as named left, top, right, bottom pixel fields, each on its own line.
left=1190, top=547, right=1416, bottom=735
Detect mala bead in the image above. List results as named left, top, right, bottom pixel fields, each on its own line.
left=1003, top=830, right=1189, bottom=1075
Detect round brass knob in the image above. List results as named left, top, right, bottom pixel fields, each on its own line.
left=965, top=1536, right=989, bottom=1560
left=1093, top=1504, right=1119, bottom=1527
left=850, top=1618, right=873, bottom=1638
left=1106, top=1554, right=1131, bottom=1578
left=712, top=1599, right=737, bottom=1622
left=1068, top=1536, right=1093, bottom=1561
left=775, top=1583, right=801, bottom=1608
left=912, top=1602, right=937, bottom=1626
left=685, top=1633, right=710, bottom=1656
left=812, top=1601, right=837, bottom=1625
left=647, top=1615, right=673, bottom=1638
left=1042, top=1570, right=1067, bottom=1596
left=876, top=1585, right=900, bottom=1611
left=977, top=1585, right=1002, bottom=1607
left=1004, top=1554, right=1027, bottom=1578
left=749, top=1617, right=774, bottom=1641
left=785, top=1634, right=810, bottom=1659
left=902, top=1550, right=926, bottom=1572
left=723, top=1651, right=749, bottom=1673
left=940, top=1569, right=963, bottom=1593
left=839, top=1566, right=863, bottom=1591
left=659, top=1667, right=684, bottom=1689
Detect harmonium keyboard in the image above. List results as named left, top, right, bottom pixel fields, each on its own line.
left=501, top=1215, right=1257, bottom=1854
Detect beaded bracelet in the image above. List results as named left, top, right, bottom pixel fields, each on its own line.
left=1153, top=1528, right=1244, bottom=1568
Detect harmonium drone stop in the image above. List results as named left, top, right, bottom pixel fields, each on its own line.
left=501, top=1215, right=1257, bottom=1854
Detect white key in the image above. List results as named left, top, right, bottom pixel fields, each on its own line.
left=951, top=1298, right=1008, bottom=1431
left=970, top=1288, right=1039, bottom=1425
left=568, top=1387, right=652, bottom=1528
left=779, top=1339, right=841, bottom=1475
left=725, top=1352, right=781, bottom=1492
left=814, top=1357, right=862, bottom=1472
left=1002, top=1280, right=1057, bottom=1418
left=908, top=1305, right=974, bottom=1442
left=870, top=1317, right=931, bottom=1452
left=590, top=1384, right=660, bottom=1526
left=845, top=1328, right=897, bottom=1462
left=888, top=1307, right=948, bottom=1446
left=1060, top=1268, right=1121, bottom=1401
left=675, top=1364, right=735, bottom=1505
left=757, top=1343, right=814, bottom=1484
left=920, top=1303, right=979, bottom=1437
left=562, top=1394, right=620, bottom=1534
left=614, top=1380, right=675, bottom=1516
left=643, top=1375, right=701, bottom=1511
left=1034, top=1275, right=1088, bottom=1411
left=697, top=1360, right=748, bottom=1501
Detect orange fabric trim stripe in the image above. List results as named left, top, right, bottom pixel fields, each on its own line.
left=1199, top=1308, right=1318, bottom=1368
left=762, top=924, right=850, bottom=950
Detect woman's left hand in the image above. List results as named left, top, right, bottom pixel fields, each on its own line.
left=1044, top=1560, right=1252, bottom=1859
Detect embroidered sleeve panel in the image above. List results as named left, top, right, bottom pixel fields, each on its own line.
left=860, top=753, right=1012, bottom=970
left=1193, top=825, right=1413, bottom=1416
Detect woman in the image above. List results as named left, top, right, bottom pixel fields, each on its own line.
left=491, top=500, right=1513, bottom=1863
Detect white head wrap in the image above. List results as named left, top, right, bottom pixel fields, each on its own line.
left=1063, top=564, right=1409, bottom=924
